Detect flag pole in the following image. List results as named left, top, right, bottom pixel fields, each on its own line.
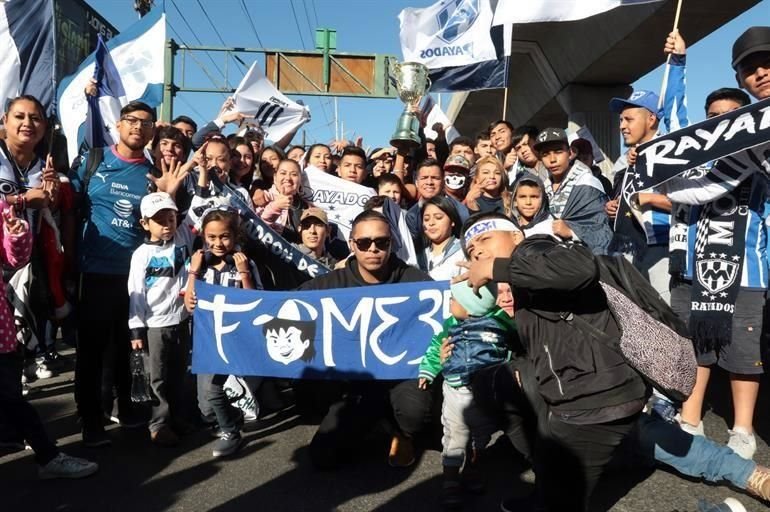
left=657, top=0, right=684, bottom=111
left=502, top=87, right=508, bottom=120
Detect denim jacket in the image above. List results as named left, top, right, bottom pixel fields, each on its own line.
left=418, top=308, right=516, bottom=388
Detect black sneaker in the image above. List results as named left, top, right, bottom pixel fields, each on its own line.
left=82, top=427, right=112, bottom=448
left=500, top=494, right=536, bottom=512
left=212, top=431, right=243, bottom=457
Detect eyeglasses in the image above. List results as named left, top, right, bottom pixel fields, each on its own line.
left=121, top=115, right=154, bottom=128
left=351, top=237, right=391, bottom=251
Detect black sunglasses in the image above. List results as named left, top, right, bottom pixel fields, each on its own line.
left=351, top=237, right=391, bottom=251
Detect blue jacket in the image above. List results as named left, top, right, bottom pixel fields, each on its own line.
left=418, top=308, right=516, bottom=388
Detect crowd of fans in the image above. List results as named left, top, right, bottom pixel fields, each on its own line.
left=1, top=25, right=770, bottom=512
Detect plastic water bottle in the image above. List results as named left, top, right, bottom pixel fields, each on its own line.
left=650, top=394, right=678, bottom=423
left=697, top=498, right=748, bottom=512
left=129, top=349, right=152, bottom=403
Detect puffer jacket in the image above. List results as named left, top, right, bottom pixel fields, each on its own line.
left=418, top=308, right=517, bottom=387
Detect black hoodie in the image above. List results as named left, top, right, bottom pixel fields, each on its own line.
left=297, top=254, right=431, bottom=291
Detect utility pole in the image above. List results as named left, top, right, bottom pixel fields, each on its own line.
left=134, top=0, right=153, bottom=17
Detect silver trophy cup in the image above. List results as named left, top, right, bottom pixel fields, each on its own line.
left=389, top=61, right=432, bottom=150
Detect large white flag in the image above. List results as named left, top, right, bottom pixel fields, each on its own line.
left=399, top=0, right=497, bottom=70
left=57, top=9, right=165, bottom=163
left=493, top=0, right=663, bottom=25
left=232, top=62, right=310, bottom=143
left=301, top=165, right=375, bottom=240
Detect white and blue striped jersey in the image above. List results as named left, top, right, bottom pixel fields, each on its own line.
left=680, top=175, right=770, bottom=290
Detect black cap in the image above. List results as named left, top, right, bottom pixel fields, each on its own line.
left=732, top=26, right=770, bottom=70
left=532, top=127, right=568, bottom=152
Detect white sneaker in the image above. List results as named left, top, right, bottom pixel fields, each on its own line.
left=727, top=427, right=757, bottom=460
left=676, top=414, right=705, bottom=437
left=23, top=362, right=53, bottom=382
left=38, top=452, right=99, bottom=480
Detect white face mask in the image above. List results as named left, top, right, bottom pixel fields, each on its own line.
left=444, top=174, right=466, bottom=190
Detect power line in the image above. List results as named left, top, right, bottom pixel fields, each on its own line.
left=289, top=0, right=308, bottom=49
left=301, top=0, right=315, bottom=42
left=309, top=0, right=320, bottom=27
left=169, top=0, right=228, bottom=88
left=167, top=22, right=228, bottom=100
left=194, top=0, right=248, bottom=72
left=239, top=0, right=264, bottom=48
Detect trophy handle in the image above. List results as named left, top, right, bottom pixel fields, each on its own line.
left=389, top=60, right=401, bottom=84
left=424, top=76, right=432, bottom=92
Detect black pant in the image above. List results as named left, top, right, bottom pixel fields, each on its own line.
left=309, top=379, right=434, bottom=470
left=147, top=323, right=190, bottom=432
left=473, top=361, right=638, bottom=511
left=535, top=413, right=639, bottom=511
left=0, top=351, right=58, bottom=464
left=472, top=361, right=539, bottom=461
left=75, top=273, right=132, bottom=429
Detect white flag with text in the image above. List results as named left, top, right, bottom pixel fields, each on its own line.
left=399, top=0, right=497, bottom=70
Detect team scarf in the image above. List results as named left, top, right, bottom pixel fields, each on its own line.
left=689, top=176, right=752, bottom=352
left=668, top=165, right=710, bottom=279
left=545, top=160, right=586, bottom=218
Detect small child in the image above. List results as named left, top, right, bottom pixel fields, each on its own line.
left=418, top=281, right=517, bottom=509
left=128, top=192, right=195, bottom=446
left=510, top=174, right=555, bottom=237
left=185, top=207, right=262, bottom=458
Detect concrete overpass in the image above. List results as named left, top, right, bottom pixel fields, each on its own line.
left=448, top=0, right=762, bottom=163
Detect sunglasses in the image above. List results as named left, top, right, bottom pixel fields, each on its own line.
left=351, top=237, right=391, bottom=251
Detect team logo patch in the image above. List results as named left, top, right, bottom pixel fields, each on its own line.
left=436, top=0, right=479, bottom=43
left=696, top=258, right=739, bottom=295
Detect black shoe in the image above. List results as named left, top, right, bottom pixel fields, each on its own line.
left=82, top=427, right=112, bottom=448
left=212, top=431, right=243, bottom=457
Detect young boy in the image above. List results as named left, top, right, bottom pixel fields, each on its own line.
left=128, top=192, right=195, bottom=446
left=418, top=281, right=517, bottom=509
left=510, top=174, right=554, bottom=237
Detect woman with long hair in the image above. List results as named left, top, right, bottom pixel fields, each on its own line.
left=419, top=196, right=464, bottom=280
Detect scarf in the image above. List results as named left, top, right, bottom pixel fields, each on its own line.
left=668, top=165, right=709, bottom=280
left=689, top=176, right=752, bottom=351
left=545, top=161, right=586, bottom=218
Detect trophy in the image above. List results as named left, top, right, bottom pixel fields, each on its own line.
left=389, top=61, right=432, bottom=150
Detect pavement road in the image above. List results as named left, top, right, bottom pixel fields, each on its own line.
left=1, top=351, right=768, bottom=512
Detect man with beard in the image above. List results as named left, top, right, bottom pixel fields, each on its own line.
left=72, top=102, right=188, bottom=446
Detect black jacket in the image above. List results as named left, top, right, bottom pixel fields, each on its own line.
left=298, top=254, right=431, bottom=290
left=492, top=236, right=647, bottom=417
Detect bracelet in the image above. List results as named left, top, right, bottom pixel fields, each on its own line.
left=238, top=271, right=250, bottom=275
left=188, top=270, right=200, bottom=276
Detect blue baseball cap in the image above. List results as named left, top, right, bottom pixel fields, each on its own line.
left=609, top=90, right=663, bottom=119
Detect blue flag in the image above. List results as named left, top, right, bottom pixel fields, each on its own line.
left=85, top=36, right=128, bottom=152
left=57, top=9, right=166, bottom=163
left=0, top=0, right=55, bottom=113
left=192, top=280, right=451, bottom=380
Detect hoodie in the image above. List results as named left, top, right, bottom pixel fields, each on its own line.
left=510, top=173, right=555, bottom=238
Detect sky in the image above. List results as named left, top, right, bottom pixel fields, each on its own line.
left=84, top=0, right=770, bottom=150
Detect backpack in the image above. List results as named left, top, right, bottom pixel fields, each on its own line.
left=561, top=252, right=697, bottom=402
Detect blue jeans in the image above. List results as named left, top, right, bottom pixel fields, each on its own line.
left=635, top=412, right=754, bottom=488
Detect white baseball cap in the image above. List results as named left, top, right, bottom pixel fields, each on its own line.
left=140, top=192, right=177, bottom=219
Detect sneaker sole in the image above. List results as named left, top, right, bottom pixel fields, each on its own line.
left=39, top=465, right=98, bottom=480
left=212, top=438, right=244, bottom=458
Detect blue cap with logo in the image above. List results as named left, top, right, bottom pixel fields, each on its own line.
left=609, top=90, right=662, bottom=119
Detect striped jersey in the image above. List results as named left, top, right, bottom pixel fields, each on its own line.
left=679, top=174, right=770, bottom=289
